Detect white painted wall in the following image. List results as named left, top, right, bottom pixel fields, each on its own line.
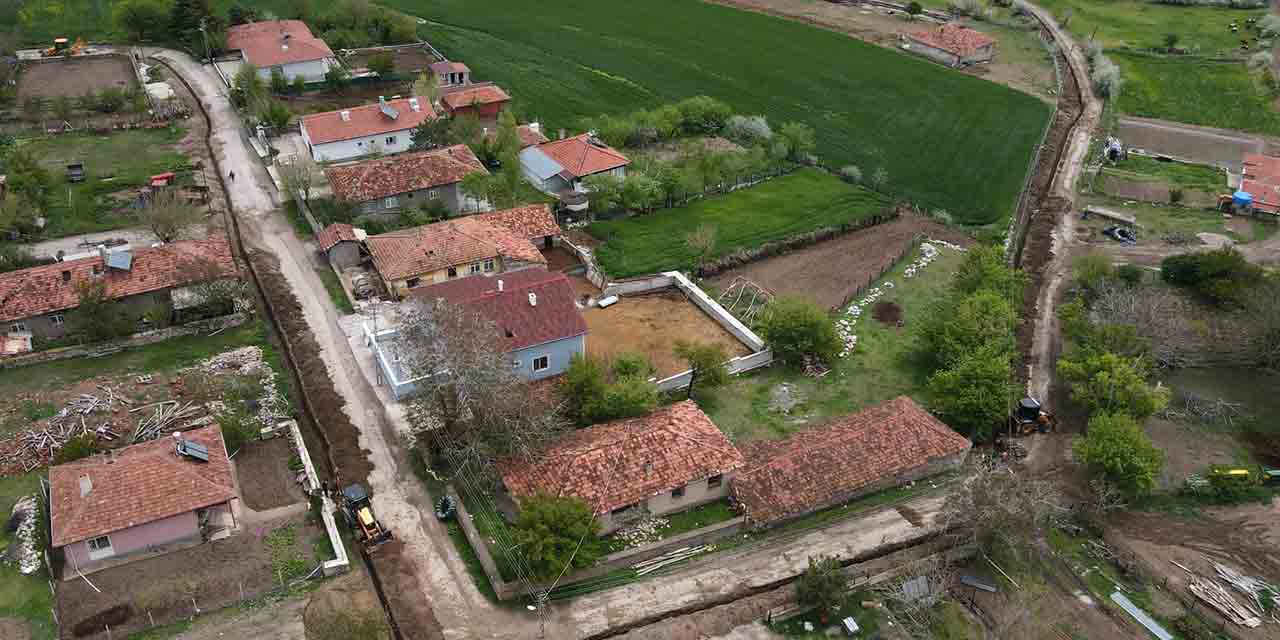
left=255, top=57, right=336, bottom=83
left=302, top=126, right=418, bottom=162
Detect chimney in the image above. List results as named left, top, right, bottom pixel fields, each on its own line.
left=558, top=128, right=566, bottom=140
left=528, top=292, right=537, bottom=307
left=409, top=97, right=420, bottom=112
left=497, top=279, right=504, bottom=292
left=528, top=122, right=541, bottom=134
left=78, top=474, right=92, bottom=497
left=339, top=110, right=351, bottom=122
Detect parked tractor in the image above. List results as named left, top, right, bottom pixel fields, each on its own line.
left=1007, top=397, right=1057, bottom=437
left=340, top=483, right=393, bottom=552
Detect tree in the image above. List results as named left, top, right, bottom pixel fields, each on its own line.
left=290, top=74, right=307, bottom=95
left=939, top=461, right=1066, bottom=558
left=176, top=255, right=247, bottom=315
left=1057, top=351, right=1168, bottom=418
left=138, top=190, right=204, bottom=243
left=953, top=245, right=1026, bottom=302
left=0, top=192, right=40, bottom=237
left=722, top=115, right=772, bottom=147
left=620, top=174, right=661, bottom=213
left=0, top=244, right=41, bottom=274
left=926, top=346, right=1014, bottom=440
left=583, top=375, right=658, bottom=424
left=796, top=555, right=845, bottom=617
left=918, top=290, right=1017, bottom=368
left=226, top=2, right=258, bottom=24
left=1073, top=412, right=1164, bottom=496
left=399, top=298, right=569, bottom=467
left=269, top=67, right=289, bottom=94
left=906, top=0, right=924, bottom=16
left=367, top=52, right=395, bottom=76
left=756, top=297, right=841, bottom=366
left=1161, top=248, right=1263, bottom=309
left=116, top=0, right=172, bottom=41
left=231, top=63, right=265, bottom=107
left=561, top=353, right=659, bottom=425
left=674, top=95, right=732, bottom=134
left=868, top=167, right=889, bottom=193
left=410, top=116, right=451, bottom=151
left=324, top=65, right=351, bottom=93
left=582, top=173, right=623, bottom=214
left=169, top=0, right=219, bottom=54
left=1072, top=253, right=1114, bottom=298
left=1249, top=280, right=1280, bottom=370
left=561, top=353, right=607, bottom=422
left=54, top=433, right=102, bottom=464
left=6, top=149, right=55, bottom=213
left=777, top=121, right=816, bottom=161
left=685, top=223, right=717, bottom=272
left=674, top=340, right=728, bottom=398
left=281, top=155, right=318, bottom=204
left=216, top=406, right=259, bottom=455
left=73, top=279, right=135, bottom=342
left=413, top=71, right=440, bottom=107
left=839, top=165, right=862, bottom=183
left=256, top=98, right=291, bottom=129
left=511, top=494, right=604, bottom=580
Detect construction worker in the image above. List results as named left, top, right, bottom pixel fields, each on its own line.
left=229, top=170, right=236, bottom=182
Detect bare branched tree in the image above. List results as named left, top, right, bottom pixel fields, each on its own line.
left=1089, top=282, right=1188, bottom=367
left=398, top=298, right=570, bottom=474
left=139, top=190, right=205, bottom=243
left=685, top=223, right=717, bottom=272
left=871, top=556, right=955, bottom=640
left=1083, top=477, right=1128, bottom=521
left=176, top=255, right=250, bottom=314
left=1248, top=280, right=1280, bottom=370
left=939, top=462, right=1068, bottom=561
left=281, top=156, right=318, bottom=205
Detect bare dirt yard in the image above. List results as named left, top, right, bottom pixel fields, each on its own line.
left=343, top=46, right=439, bottom=75
left=583, top=290, right=753, bottom=377
left=709, top=213, right=969, bottom=310
left=236, top=437, right=307, bottom=511
left=58, top=512, right=326, bottom=640
left=281, top=81, right=412, bottom=117
left=17, top=55, right=136, bottom=102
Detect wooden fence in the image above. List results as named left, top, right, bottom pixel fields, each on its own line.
left=834, top=233, right=925, bottom=311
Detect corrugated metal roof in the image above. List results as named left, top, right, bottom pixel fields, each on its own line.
left=520, top=147, right=564, bottom=181
left=105, top=248, right=133, bottom=271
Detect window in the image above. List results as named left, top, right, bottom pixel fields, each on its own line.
left=9, top=322, right=27, bottom=333
left=671, top=485, right=686, bottom=499
left=87, top=535, right=114, bottom=560
left=707, top=474, right=724, bottom=489
left=532, top=355, right=550, bottom=372
left=427, top=189, right=439, bottom=199
left=383, top=196, right=397, bottom=209
left=406, top=277, right=422, bottom=288
left=447, top=267, right=458, bottom=279
left=385, top=136, right=397, bottom=145
left=483, top=259, right=495, bottom=272
left=468, top=263, right=482, bottom=275
left=50, top=314, right=65, bottom=326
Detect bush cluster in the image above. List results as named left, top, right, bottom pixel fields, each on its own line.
left=560, top=353, right=659, bottom=425
left=1161, top=247, right=1264, bottom=308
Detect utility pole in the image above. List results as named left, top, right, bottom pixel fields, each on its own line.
left=199, top=18, right=210, bottom=66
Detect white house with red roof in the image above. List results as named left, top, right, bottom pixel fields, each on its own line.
left=324, top=144, right=490, bottom=215
left=519, top=133, right=630, bottom=201
left=300, top=96, right=436, bottom=162
left=226, top=20, right=338, bottom=83
left=902, top=23, right=996, bottom=67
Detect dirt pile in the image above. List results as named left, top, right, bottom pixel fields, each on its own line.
left=871, top=301, right=903, bottom=325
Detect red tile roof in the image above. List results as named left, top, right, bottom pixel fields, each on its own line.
left=366, top=216, right=545, bottom=282
left=905, top=23, right=997, bottom=58
left=0, top=239, right=237, bottom=323
left=501, top=401, right=744, bottom=514
left=50, top=426, right=236, bottom=547
left=325, top=145, right=488, bottom=203
left=226, top=20, right=335, bottom=68
left=429, top=61, right=470, bottom=75
left=317, top=223, right=358, bottom=251
left=412, top=269, right=587, bottom=351
left=486, top=125, right=549, bottom=149
left=473, top=204, right=559, bottom=240
left=536, top=134, right=630, bottom=179
left=301, top=97, right=436, bottom=146
left=440, top=84, right=511, bottom=112
left=731, top=396, right=971, bottom=525
left=1242, top=153, right=1280, bottom=213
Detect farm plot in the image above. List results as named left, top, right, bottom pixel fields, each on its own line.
left=16, top=55, right=135, bottom=102
left=587, top=169, right=890, bottom=279
left=343, top=45, right=439, bottom=75
left=1113, top=53, right=1280, bottom=137
left=708, top=212, right=969, bottom=310
left=581, top=290, right=752, bottom=378
left=408, top=0, right=1051, bottom=223
left=1034, top=0, right=1265, bottom=53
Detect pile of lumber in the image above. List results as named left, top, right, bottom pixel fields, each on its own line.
left=1176, top=559, right=1277, bottom=628
left=631, top=545, right=713, bottom=576
left=129, top=401, right=206, bottom=443
left=0, top=386, right=131, bottom=471
left=1189, top=576, right=1262, bottom=628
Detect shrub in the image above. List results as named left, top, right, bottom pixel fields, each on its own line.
left=756, top=297, right=841, bottom=365
left=796, top=555, right=845, bottom=615
left=1073, top=412, right=1164, bottom=496
left=291, top=74, right=307, bottom=95
left=722, top=114, right=773, bottom=146
left=1161, top=248, right=1264, bottom=308
left=838, top=165, right=862, bottom=183
left=926, top=345, right=1016, bottom=440
left=674, top=340, right=729, bottom=393
left=218, top=409, right=259, bottom=456
left=511, top=494, right=604, bottom=579
left=54, top=433, right=102, bottom=464
left=950, top=0, right=982, bottom=16
left=919, top=290, right=1018, bottom=368
left=1088, top=49, right=1123, bottom=99
left=954, top=245, right=1027, bottom=302
left=907, top=1, right=924, bottom=15
left=367, top=53, right=395, bottom=76
left=269, top=67, right=288, bottom=94
left=1116, top=264, right=1144, bottom=286
left=1058, top=351, right=1168, bottom=418
left=562, top=353, right=659, bottom=424
left=675, top=96, right=733, bottom=135
left=1072, top=253, right=1114, bottom=297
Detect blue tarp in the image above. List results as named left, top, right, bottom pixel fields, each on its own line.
left=1234, top=190, right=1254, bottom=208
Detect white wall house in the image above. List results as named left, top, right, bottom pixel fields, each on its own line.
left=299, top=97, right=437, bottom=163
left=226, top=20, right=338, bottom=84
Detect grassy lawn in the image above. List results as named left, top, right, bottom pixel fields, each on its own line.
left=0, top=473, right=55, bottom=640
left=409, top=1, right=1049, bottom=224
left=1077, top=192, right=1239, bottom=240
left=587, top=169, right=890, bottom=278
left=1103, top=155, right=1225, bottom=194
left=317, top=266, right=354, bottom=314
left=1113, top=53, right=1280, bottom=137
left=1035, top=0, right=1265, bottom=53
left=17, top=127, right=194, bottom=239
left=603, top=500, right=738, bottom=553
left=0, top=320, right=278, bottom=396
left=1045, top=527, right=1185, bottom=632
left=700, top=245, right=963, bottom=443
left=771, top=591, right=881, bottom=638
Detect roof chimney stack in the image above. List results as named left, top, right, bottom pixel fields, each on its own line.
left=498, top=279, right=504, bottom=292
left=339, top=110, right=351, bottom=122
left=78, top=474, right=92, bottom=497
left=528, top=292, right=537, bottom=307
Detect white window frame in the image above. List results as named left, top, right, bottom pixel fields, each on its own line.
left=383, top=196, right=398, bottom=209
left=483, top=258, right=495, bottom=272
left=707, top=474, right=724, bottom=489
left=10, top=322, right=27, bottom=333
left=87, top=535, right=114, bottom=560
left=532, top=355, right=549, bottom=372
left=427, top=188, right=439, bottom=199
left=385, top=136, right=397, bottom=145
left=469, top=263, right=482, bottom=274
left=50, top=313, right=65, bottom=326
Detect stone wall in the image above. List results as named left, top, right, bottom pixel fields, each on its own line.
left=0, top=313, right=248, bottom=369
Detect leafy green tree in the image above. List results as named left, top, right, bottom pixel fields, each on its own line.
left=1058, top=351, right=1168, bottom=418
left=674, top=95, right=732, bottom=134
left=367, top=52, right=395, bottom=76
left=115, top=0, right=172, bottom=41
left=231, top=63, right=265, bottom=107
left=169, top=0, right=220, bottom=54
left=927, top=346, right=1014, bottom=440
left=324, top=65, right=351, bottom=93
left=756, top=297, right=841, bottom=366
left=674, top=340, right=729, bottom=398
left=583, top=173, right=623, bottom=214
left=413, top=71, right=440, bottom=106
left=620, top=174, right=662, bottom=213
left=226, top=2, right=258, bottom=24
left=269, top=67, right=289, bottom=94
left=1073, top=412, right=1164, bottom=496
left=562, top=353, right=606, bottom=422
left=291, top=74, right=307, bottom=95
left=609, top=352, right=654, bottom=379
left=1073, top=253, right=1114, bottom=298
left=953, top=245, right=1026, bottom=302
left=777, top=121, right=816, bottom=161
left=138, top=190, right=204, bottom=243
left=1161, top=248, right=1263, bottom=308
left=796, top=555, right=845, bottom=616
left=54, top=433, right=102, bottom=464
left=562, top=353, right=658, bottom=424
left=918, top=290, right=1017, bottom=368
left=585, top=375, right=658, bottom=424
left=5, top=149, right=54, bottom=213
left=73, top=279, right=136, bottom=342
left=410, top=117, right=451, bottom=151
left=447, top=115, right=483, bottom=150
left=511, top=494, right=604, bottom=580
left=0, top=244, right=41, bottom=274
left=256, top=98, right=291, bottom=129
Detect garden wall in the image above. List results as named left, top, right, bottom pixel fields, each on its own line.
left=0, top=312, right=248, bottom=369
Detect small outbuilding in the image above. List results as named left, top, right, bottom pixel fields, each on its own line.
left=317, top=222, right=366, bottom=269
left=902, top=23, right=997, bottom=67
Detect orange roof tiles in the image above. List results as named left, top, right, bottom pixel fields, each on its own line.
left=473, top=204, right=559, bottom=240
left=905, top=23, right=996, bottom=58
left=536, top=134, right=630, bottom=179
left=486, top=124, right=549, bottom=149
left=226, top=20, right=335, bottom=69
left=365, top=216, right=545, bottom=282
left=1242, top=153, right=1280, bottom=213
left=50, top=426, right=236, bottom=547
left=501, top=401, right=744, bottom=514
left=325, top=145, right=488, bottom=203
left=440, top=84, right=511, bottom=112
left=317, top=223, right=358, bottom=251
left=731, top=396, right=971, bottom=525
left=412, top=269, right=587, bottom=351
left=0, top=238, right=237, bottom=323
left=301, top=97, right=436, bottom=146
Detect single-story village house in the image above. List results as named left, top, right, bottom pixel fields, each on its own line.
left=49, top=425, right=238, bottom=577
left=731, top=396, right=972, bottom=527
left=325, top=144, right=491, bottom=216
left=499, top=400, right=745, bottom=534
left=364, top=204, right=559, bottom=297
left=226, top=20, right=339, bottom=83
left=520, top=133, right=630, bottom=204
left=0, top=239, right=238, bottom=352
left=317, top=222, right=366, bottom=270
left=440, top=82, right=511, bottom=123
left=1240, top=153, right=1280, bottom=215
left=300, top=96, right=436, bottom=162
left=901, top=23, right=996, bottom=68
left=429, top=61, right=471, bottom=88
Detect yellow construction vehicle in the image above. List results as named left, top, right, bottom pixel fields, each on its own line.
left=340, top=483, right=393, bottom=552
left=1007, top=397, right=1058, bottom=436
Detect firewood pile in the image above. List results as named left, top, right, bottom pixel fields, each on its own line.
left=1174, top=559, right=1279, bottom=628
left=0, top=385, right=131, bottom=472
left=129, top=400, right=210, bottom=443
left=1158, top=392, right=1248, bottom=426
